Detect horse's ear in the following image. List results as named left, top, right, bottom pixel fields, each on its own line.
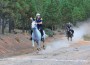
left=30, top=17, right=33, bottom=20
left=32, top=21, right=36, bottom=25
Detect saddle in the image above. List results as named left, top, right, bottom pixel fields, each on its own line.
left=66, top=28, right=74, bottom=37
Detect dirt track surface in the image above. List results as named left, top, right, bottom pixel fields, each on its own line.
left=0, top=31, right=65, bottom=58
left=0, top=33, right=90, bottom=65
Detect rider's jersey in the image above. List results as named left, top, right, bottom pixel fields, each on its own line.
left=34, top=18, right=43, bottom=23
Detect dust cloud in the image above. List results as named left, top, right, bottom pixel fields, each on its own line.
left=40, top=20, right=90, bottom=54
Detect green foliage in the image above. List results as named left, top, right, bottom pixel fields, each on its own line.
left=45, top=28, right=54, bottom=37
left=44, top=0, right=60, bottom=29
left=84, top=35, right=90, bottom=41
left=72, top=6, right=86, bottom=22
left=83, top=0, right=90, bottom=17
left=0, top=0, right=90, bottom=32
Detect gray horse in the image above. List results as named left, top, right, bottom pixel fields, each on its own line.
left=31, top=19, right=46, bottom=51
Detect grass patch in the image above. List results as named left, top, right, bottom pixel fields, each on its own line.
left=83, top=35, right=90, bottom=41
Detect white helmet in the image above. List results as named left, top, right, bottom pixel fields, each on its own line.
left=36, top=13, right=40, bottom=16
left=68, top=22, right=71, bottom=25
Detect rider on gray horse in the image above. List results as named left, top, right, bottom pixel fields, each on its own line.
left=30, top=13, right=44, bottom=40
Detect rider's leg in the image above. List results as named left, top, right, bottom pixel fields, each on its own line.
left=31, top=30, right=33, bottom=35
left=40, top=29, right=44, bottom=37
left=40, top=24, right=44, bottom=37
left=30, top=30, right=33, bottom=40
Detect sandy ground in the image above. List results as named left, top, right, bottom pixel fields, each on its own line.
left=0, top=34, right=89, bottom=65
left=0, top=21, right=90, bottom=65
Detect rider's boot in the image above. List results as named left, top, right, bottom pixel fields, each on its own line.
left=30, top=30, right=33, bottom=40
left=30, top=37, right=32, bottom=40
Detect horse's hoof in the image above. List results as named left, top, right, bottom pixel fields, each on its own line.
left=37, top=48, right=41, bottom=51
left=36, top=51, right=39, bottom=54
left=32, top=47, right=35, bottom=51
left=39, top=48, right=41, bottom=51
left=43, top=45, right=46, bottom=50
left=37, top=48, right=40, bottom=51
left=32, top=45, right=35, bottom=48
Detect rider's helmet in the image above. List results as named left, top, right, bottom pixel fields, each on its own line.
left=36, top=13, right=40, bottom=17
left=68, top=22, right=71, bottom=25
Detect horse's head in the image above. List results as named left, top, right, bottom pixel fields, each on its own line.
left=31, top=21, right=37, bottom=29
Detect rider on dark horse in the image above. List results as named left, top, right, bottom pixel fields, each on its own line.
left=65, top=22, right=74, bottom=37
left=30, top=13, right=44, bottom=40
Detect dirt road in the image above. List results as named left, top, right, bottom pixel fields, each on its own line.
left=0, top=38, right=90, bottom=65
left=0, top=22, right=90, bottom=65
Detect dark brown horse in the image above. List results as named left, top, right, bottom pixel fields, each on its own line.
left=66, top=29, right=74, bottom=41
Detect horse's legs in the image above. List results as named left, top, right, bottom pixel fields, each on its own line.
left=37, top=40, right=41, bottom=51
left=43, top=44, right=46, bottom=50
left=32, top=40, right=35, bottom=47
left=71, top=37, right=72, bottom=41
left=67, top=37, right=69, bottom=41
left=32, top=40, right=35, bottom=51
left=42, top=39, right=46, bottom=50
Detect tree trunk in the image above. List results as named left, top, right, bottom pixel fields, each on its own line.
left=9, top=20, right=15, bottom=33
left=2, top=19, right=4, bottom=34
left=22, top=20, right=25, bottom=33
left=9, top=21, right=11, bottom=33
